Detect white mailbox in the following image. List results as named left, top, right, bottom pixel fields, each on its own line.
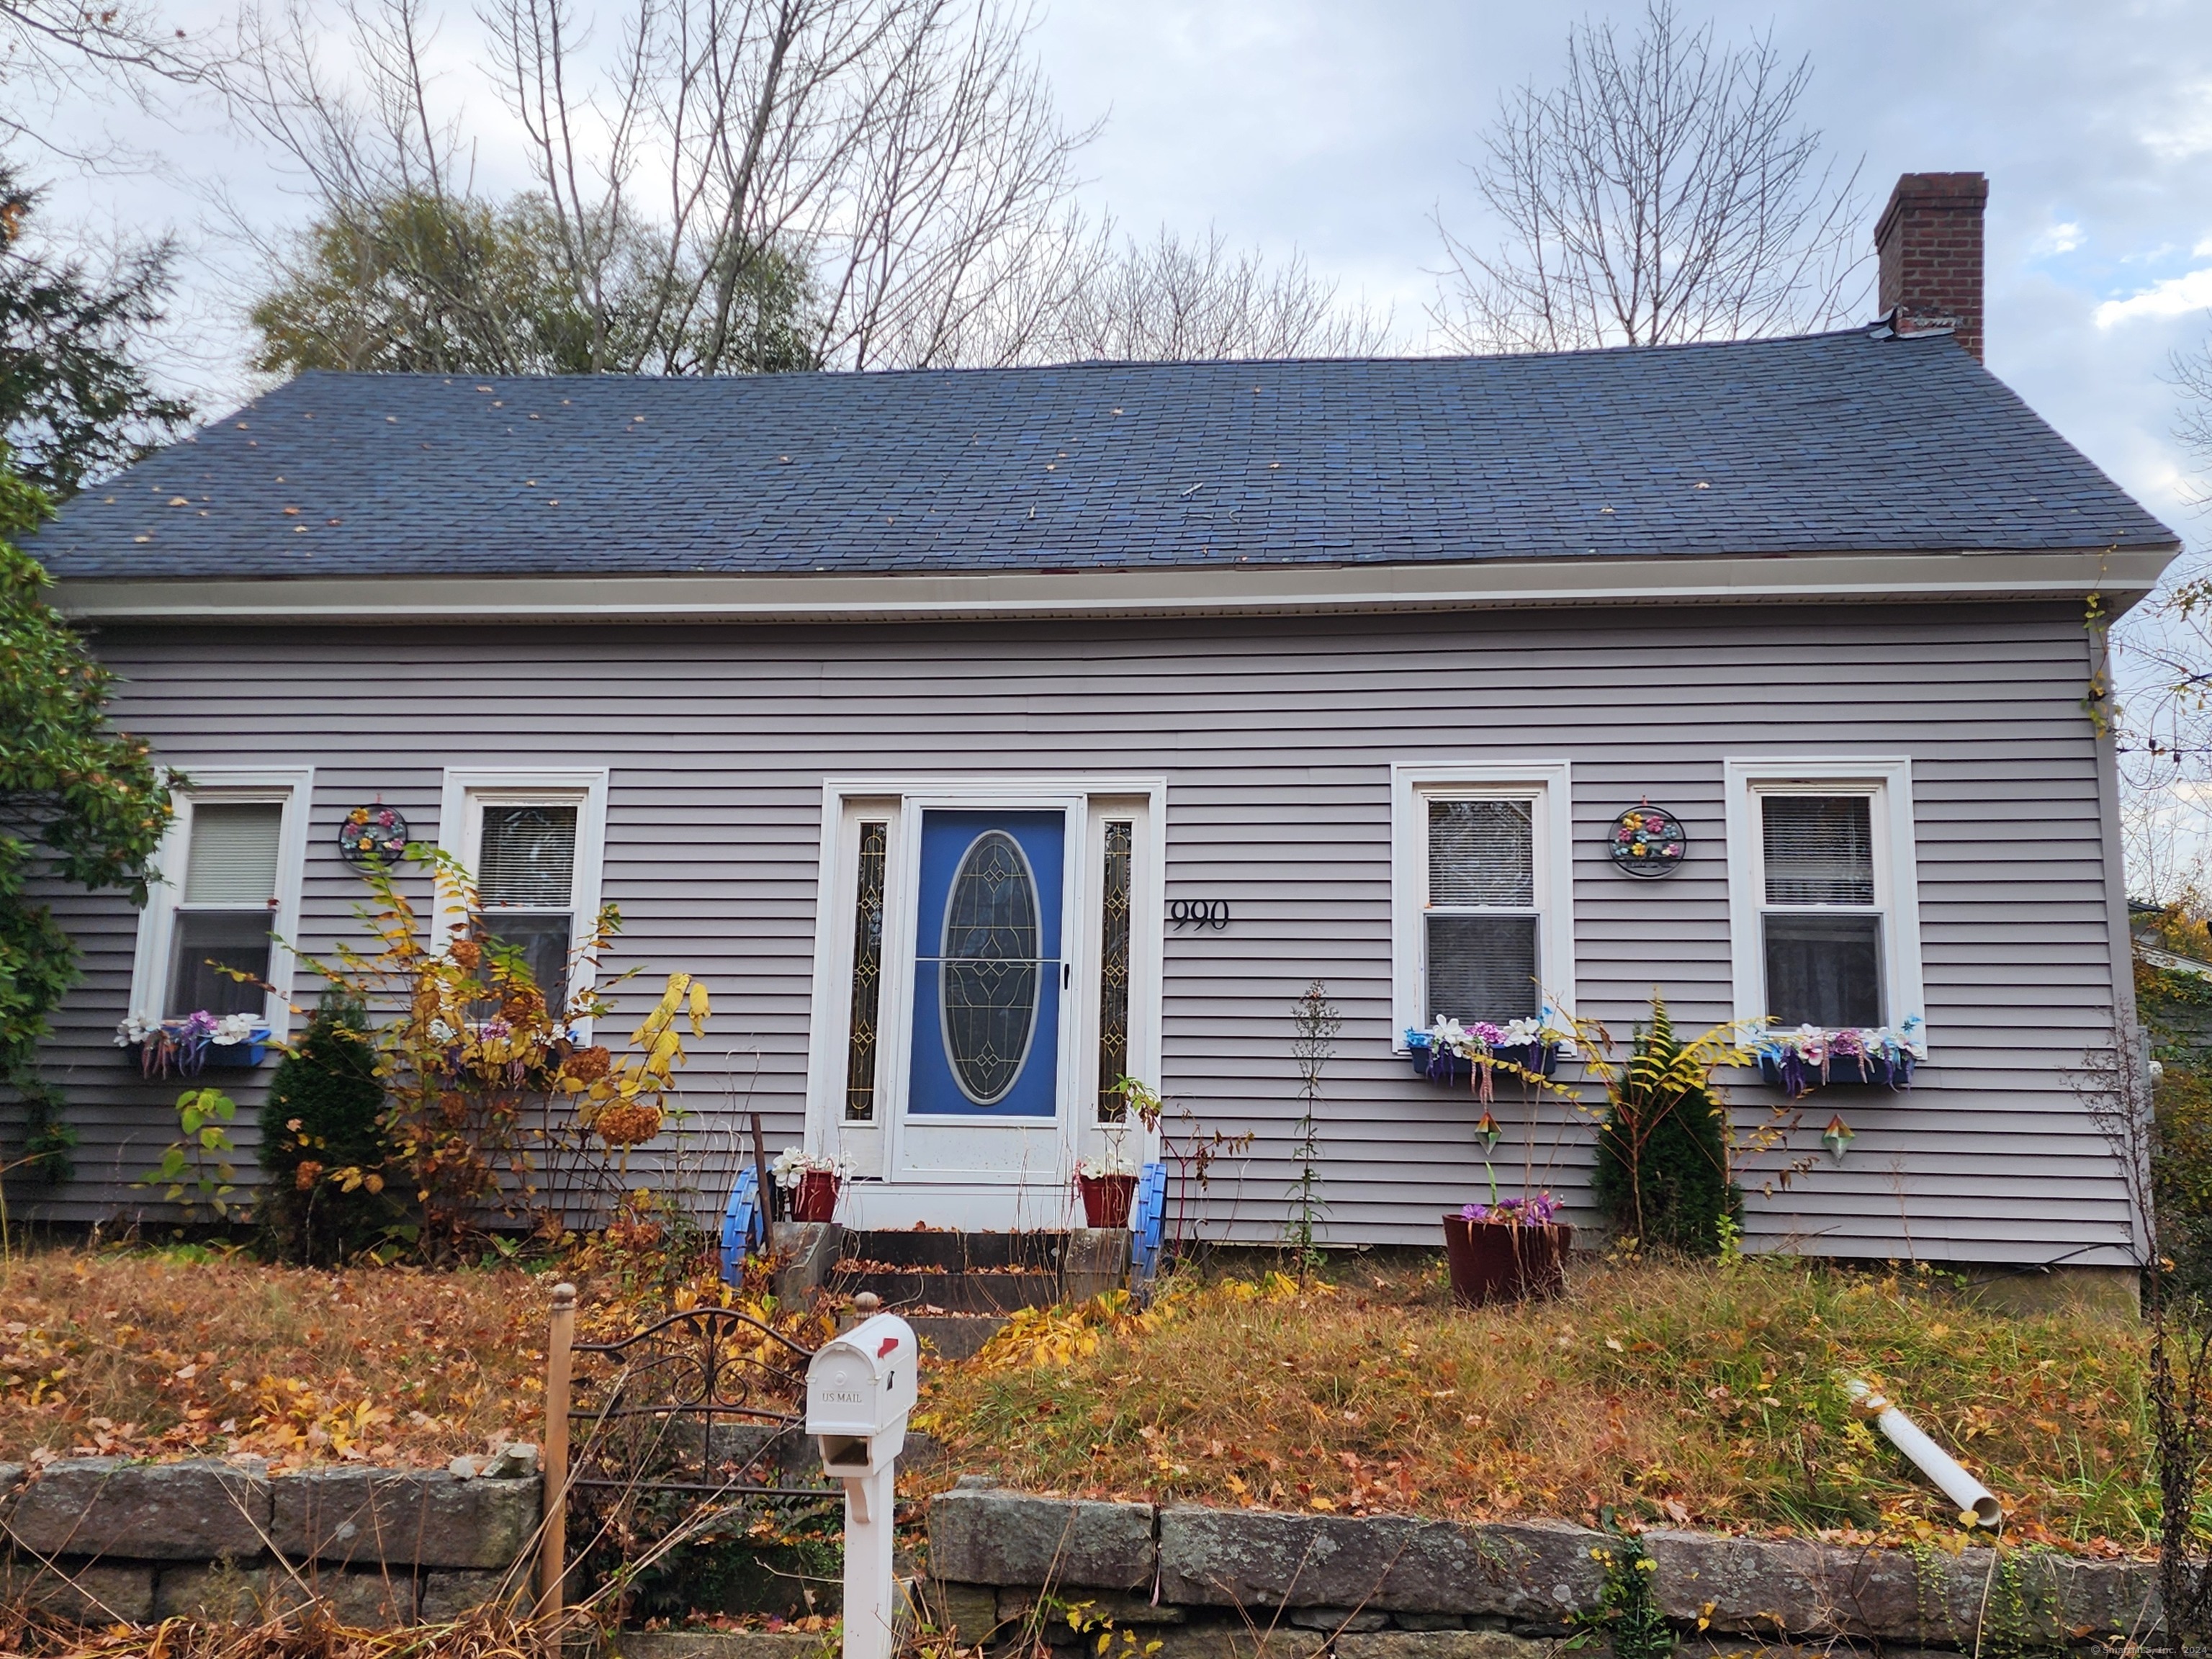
left=806, top=1312, right=919, bottom=1475
left=806, top=1310, right=919, bottom=1659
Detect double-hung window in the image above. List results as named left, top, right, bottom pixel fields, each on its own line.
left=439, top=770, right=609, bottom=1011
left=127, top=771, right=313, bottom=1036
left=1726, top=759, right=1924, bottom=1037
left=1393, top=764, right=1575, bottom=1041
left=170, top=802, right=286, bottom=1016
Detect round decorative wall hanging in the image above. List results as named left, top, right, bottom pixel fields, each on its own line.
left=339, top=803, right=410, bottom=866
left=1608, top=801, right=1686, bottom=878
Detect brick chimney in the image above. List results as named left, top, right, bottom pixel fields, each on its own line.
left=1874, top=172, right=1988, bottom=361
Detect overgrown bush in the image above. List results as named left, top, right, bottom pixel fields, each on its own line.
left=258, top=989, right=400, bottom=1262
left=293, top=852, right=710, bottom=1259
left=2136, top=909, right=2212, bottom=1303
left=1587, top=997, right=1741, bottom=1256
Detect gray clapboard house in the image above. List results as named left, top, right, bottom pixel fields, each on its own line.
left=12, top=174, right=2180, bottom=1290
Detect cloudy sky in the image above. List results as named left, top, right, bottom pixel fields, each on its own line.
left=24, top=0, right=2212, bottom=553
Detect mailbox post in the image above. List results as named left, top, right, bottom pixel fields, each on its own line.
left=806, top=1312, right=919, bottom=1659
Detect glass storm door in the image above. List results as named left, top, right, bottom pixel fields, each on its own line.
left=897, top=809, right=1069, bottom=1179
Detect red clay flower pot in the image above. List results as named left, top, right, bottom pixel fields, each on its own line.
left=791, top=1169, right=840, bottom=1223
left=1079, top=1172, right=1138, bottom=1228
left=1441, top=1215, right=1572, bottom=1308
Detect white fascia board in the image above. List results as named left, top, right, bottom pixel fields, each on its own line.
left=50, top=544, right=2177, bottom=626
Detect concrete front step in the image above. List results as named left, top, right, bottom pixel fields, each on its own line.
left=908, top=1313, right=1012, bottom=1362
left=835, top=1228, right=1068, bottom=1272
left=830, top=1268, right=1064, bottom=1314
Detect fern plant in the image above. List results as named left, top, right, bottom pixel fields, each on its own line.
left=1573, top=996, right=1747, bottom=1256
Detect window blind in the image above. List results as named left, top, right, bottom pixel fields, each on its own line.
left=167, top=912, right=273, bottom=1017
left=1426, top=913, right=1539, bottom=1024
left=1428, top=799, right=1534, bottom=907
left=1764, top=913, right=1883, bottom=1027
left=1762, top=795, right=1875, bottom=906
left=479, top=805, right=578, bottom=908
left=181, top=803, right=283, bottom=905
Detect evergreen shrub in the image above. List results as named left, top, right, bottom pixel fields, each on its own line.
left=1589, top=998, right=1740, bottom=1256
left=257, top=989, right=397, bottom=1262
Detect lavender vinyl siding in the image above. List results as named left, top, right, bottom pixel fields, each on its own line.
left=11, top=600, right=2132, bottom=1267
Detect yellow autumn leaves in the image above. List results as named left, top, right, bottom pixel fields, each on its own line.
left=569, top=973, right=711, bottom=1167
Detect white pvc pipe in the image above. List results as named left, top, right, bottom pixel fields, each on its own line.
left=1845, top=1378, right=2002, bottom=1527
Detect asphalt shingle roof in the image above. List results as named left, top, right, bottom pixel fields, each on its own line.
left=32, top=328, right=2177, bottom=580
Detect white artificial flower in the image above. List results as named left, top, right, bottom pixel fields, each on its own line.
left=1501, top=1017, right=1545, bottom=1048
left=1427, top=1017, right=1470, bottom=1056
left=428, top=1018, right=457, bottom=1044
left=210, top=1013, right=256, bottom=1046
left=770, top=1146, right=843, bottom=1187
left=1077, top=1151, right=1138, bottom=1179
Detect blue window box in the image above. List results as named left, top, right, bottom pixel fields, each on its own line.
left=1756, top=1051, right=1916, bottom=1097
left=1405, top=1031, right=1560, bottom=1084
left=123, top=1025, right=274, bottom=1078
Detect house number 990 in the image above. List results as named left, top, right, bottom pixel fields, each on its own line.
left=1169, top=899, right=1231, bottom=930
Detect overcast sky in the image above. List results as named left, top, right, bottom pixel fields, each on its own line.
left=24, top=0, right=2212, bottom=556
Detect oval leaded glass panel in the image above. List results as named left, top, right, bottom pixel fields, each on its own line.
left=940, top=831, right=1041, bottom=1105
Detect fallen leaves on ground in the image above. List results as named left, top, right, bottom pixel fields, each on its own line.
left=919, top=1255, right=2155, bottom=1555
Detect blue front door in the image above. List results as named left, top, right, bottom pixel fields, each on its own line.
left=907, top=809, right=1066, bottom=1120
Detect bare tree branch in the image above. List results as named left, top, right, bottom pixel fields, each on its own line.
left=232, top=0, right=1388, bottom=375
left=1431, top=0, right=1867, bottom=354
left=1014, top=221, right=1395, bottom=364
left=0, top=0, right=222, bottom=163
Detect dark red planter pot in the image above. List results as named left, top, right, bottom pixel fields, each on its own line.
left=1441, top=1215, right=1572, bottom=1308
left=792, top=1170, right=840, bottom=1223
left=1079, top=1173, right=1138, bottom=1228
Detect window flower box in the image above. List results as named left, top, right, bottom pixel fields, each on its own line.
left=1406, top=1032, right=1560, bottom=1082
left=115, top=1013, right=273, bottom=1079
left=1405, top=1020, right=1564, bottom=1087
left=1753, top=1020, right=1925, bottom=1098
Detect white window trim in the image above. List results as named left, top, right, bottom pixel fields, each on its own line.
left=803, top=775, right=1169, bottom=1170
left=436, top=768, right=611, bottom=1012
left=814, top=796, right=902, bottom=1174
left=1723, top=756, right=1925, bottom=1041
left=127, top=768, right=315, bottom=1040
left=1390, top=762, right=1575, bottom=1048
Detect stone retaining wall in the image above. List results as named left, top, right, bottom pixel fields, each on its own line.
left=927, top=1483, right=2159, bottom=1657
left=0, top=1457, right=539, bottom=1625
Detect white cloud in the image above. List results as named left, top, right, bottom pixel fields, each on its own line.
left=2033, top=220, right=2085, bottom=256
left=2144, top=80, right=2212, bottom=161
left=2095, top=267, right=2212, bottom=328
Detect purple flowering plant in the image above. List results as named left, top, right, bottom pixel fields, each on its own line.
left=1460, top=1192, right=1562, bottom=1228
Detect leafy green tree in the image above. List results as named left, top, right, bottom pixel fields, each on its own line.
left=251, top=191, right=817, bottom=377
left=0, top=452, right=172, bottom=1179
left=258, top=989, right=397, bottom=1262
left=1, top=166, right=193, bottom=497
left=1588, top=997, right=1741, bottom=1256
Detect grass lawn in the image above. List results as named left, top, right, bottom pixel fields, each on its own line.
left=1, top=1243, right=2156, bottom=1557
left=917, top=1254, right=2153, bottom=1555
left=0, top=1246, right=552, bottom=1467
left=0, top=1238, right=767, bottom=1469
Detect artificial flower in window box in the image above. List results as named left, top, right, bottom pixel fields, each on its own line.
left=1406, top=1015, right=1565, bottom=1099
left=115, top=1012, right=273, bottom=1079
left=771, top=1146, right=847, bottom=1223
left=1075, top=1149, right=1140, bottom=1228
left=1753, top=1018, right=1925, bottom=1097
left=1441, top=1192, right=1571, bottom=1307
